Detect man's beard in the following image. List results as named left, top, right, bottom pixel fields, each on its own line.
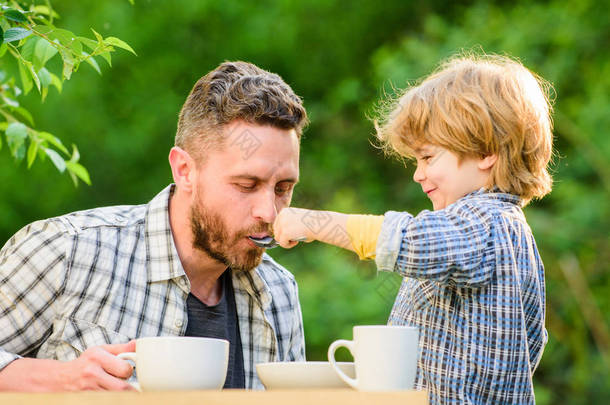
left=190, top=200, right=267, bottom=272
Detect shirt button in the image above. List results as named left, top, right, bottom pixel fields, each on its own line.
left=175, top=319, right=183, bottom=328
left=179, top=278, right=187, bottom=287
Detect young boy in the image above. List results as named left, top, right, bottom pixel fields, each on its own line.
left=273, top=54, right=553, bottom=404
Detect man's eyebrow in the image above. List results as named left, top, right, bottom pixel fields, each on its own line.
left=228, top=175, right=299, bottom=184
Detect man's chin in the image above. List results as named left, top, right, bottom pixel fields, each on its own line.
left=228, top=246, right=264, bottom=272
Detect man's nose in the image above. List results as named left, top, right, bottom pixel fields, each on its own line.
left=251, top=189, right=278, bottom=224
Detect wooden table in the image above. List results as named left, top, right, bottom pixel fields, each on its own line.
left=1, top=389, right=428, bottom=405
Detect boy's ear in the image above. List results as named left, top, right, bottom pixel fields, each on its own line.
left=478, top=154, right=498, bottom=170
left=168, top=146, right=197, bottom=193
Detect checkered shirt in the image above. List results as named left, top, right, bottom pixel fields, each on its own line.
left=0, top=185, right=305, bottom=389
left=375, top=189, right=547, bottom=404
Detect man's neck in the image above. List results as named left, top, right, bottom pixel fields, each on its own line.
left=168, top=190, right=226, bottom=306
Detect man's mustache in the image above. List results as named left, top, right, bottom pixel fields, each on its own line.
left=236, top=223, right=274, bottom=240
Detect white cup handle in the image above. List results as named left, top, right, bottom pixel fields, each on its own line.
left=328, top=339, right=358, bottom=389
left=117, top=351, right=137, bottom=364
left=117, top=352, right=140, bottom=390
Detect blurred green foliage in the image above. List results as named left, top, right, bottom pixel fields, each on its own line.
left=0, top=0, right=608, bottom=403
left=0, top=0, right=135, bottom=185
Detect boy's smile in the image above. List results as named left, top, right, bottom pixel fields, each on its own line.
left=413, top=145, right=496, bottom=210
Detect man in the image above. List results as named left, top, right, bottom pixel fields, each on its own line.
left=0, top=61, right=308, bottom=391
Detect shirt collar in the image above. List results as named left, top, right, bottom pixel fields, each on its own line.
left=232, top=259, right=273, bottom=311
left=464, top=187, right=522, bottom=206
left=144, top=184, right=186, bottom=282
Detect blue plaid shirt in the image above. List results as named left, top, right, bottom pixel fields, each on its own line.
left=375, top=189, right=547, bottom=404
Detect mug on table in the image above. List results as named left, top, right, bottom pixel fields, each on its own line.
left=118, top=336, right=229, bottom=391
left=328, top=325, right=419, bottom=391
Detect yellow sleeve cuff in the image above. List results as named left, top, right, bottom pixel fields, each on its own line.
left=346, top=214, right=384, bottom=260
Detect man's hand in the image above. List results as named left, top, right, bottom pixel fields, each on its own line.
left=0, top=340, right=136, bottom=392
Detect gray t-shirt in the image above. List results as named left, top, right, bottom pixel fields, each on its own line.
left=185, top=269, right=245, bottom=388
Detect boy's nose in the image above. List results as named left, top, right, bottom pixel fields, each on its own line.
left=413, top=164, right=425, bottom=183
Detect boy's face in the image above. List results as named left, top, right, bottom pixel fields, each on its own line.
left=412, top=144, right=493, bottom=210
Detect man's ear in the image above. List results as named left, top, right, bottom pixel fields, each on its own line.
left=169, top=147, right=197, bottom=193
left=478, top=154, right=498, bottom=170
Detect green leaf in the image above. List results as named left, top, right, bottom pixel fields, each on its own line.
left=104, top=36, right=136, bottom=55
left=50, top=72, right=62, bottom=93
left=6, top=122, right=28, bottom=161
left=89, top=30, right=112, bottom=66
left=4, top=10, right=28, bottom=23
left=58, top=49, right=75, bottom=80
left=2, top=94, right=19, bottom=107
left=83, top=52, right=101, bottom=74
left=37, top=131, right=69, bottom=155
left=66, top=161, right=91, bottom=185
left=33, top=37, right=58, bottom=71
left=13, top=106, right=34, bottom=126
left=91, top=28, right=104, bottom=44
left=27, top=139, right=39, bottom=168
left=25, top=60, right=41, bottom=91
left=18, top=62, right=33, bottom=94
left=69, top=144, right=80, bottom=163
left=0, top=26, right=4, bottom=43
left=99, top=51, right=112, bottom=67
left=77, top=36, right=98, bottom=51
left=38, top=67, right=52, bottom=87
left=3, top=27, right=32, bottom=43
left=68, top=170, right=78, bottom=187
left=52, top=28, right=82, bottom=55
left=6, top=122, right=28, bottom=140
left=33, top=26, right=53, bottom=36
left=39, top=67, right=52, bottom=101
left=13, top=143, right=26, bottom=161
left=0, top=43, right=7, bottom=57
left=32, top=6, right=60, bottom=19
left=44, top=148, right=66, bottom=172
left=21, top=36, right=39, bottom=61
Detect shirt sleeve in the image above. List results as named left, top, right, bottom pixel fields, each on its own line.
left=0, top=219, right=68, bottom=371
left=375, top=206, right=496, bottom=287
left=286, top=280, right=306, bottom=361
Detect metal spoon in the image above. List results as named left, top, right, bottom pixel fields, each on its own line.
left=248, top=235, right=308, bottom=249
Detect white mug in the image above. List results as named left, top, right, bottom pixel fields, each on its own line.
left=328, top=325, right=419, bottom=391
left=118, top=336, right=229, bottom=391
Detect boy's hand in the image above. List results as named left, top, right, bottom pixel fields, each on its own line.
left=273, top=207, right=315, bottom=249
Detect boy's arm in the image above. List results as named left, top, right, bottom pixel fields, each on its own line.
left=274, top=205, right=497, bottom=287
left=273, top=208, right=354, bottom=251
left=375, top=207, right=496, bottom=287
left=273, top=208, right=384, bottom=259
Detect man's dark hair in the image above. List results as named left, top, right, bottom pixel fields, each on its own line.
left=175, top=61, right=308, bottom=161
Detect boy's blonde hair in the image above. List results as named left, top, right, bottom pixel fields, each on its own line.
left=376, top=53, right=554, bottom=205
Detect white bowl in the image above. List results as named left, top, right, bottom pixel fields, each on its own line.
left=256, top=361, right=355, bottom=389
